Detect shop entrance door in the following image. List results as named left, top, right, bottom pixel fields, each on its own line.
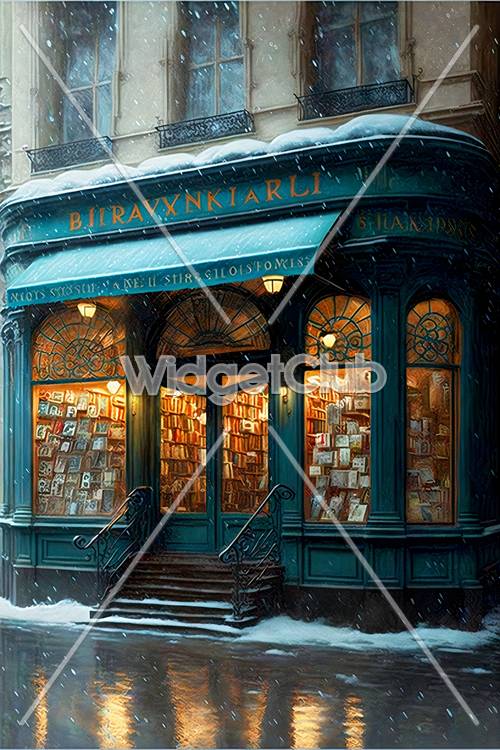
left=159, top=386, right=269, bottom=553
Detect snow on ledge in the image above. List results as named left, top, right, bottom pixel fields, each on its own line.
left=4, top=114, right=480, bottom=208
left=0, top=596, right=89, bottom=624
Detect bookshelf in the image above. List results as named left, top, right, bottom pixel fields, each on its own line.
left=222, top=389, right=269, bottom=513
left=160, top=389, right=207, bottom=512
left=304, top=373, right=371, bottom=523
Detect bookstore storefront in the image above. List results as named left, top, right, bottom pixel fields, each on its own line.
left=1, top=117, right=499, bottom=628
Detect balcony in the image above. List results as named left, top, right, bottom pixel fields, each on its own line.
left=156, top=109, right=254, bottom=149
left=297, top=79, right=414, bottom=121
left=26, top=136, right=112, bottom=174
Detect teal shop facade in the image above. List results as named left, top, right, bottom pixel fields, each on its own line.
left=0, top=117, right=498, bottom=630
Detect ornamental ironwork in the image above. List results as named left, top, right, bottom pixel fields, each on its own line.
left=306, top=295, right=372, bottom=361
left=407, top=299, right=459, bottom=365
left=156, top=110, right=254, bottom=149
left=32, top=306, right=125, bottom=382
left=157, top=288, right=270, bottom=358
left=26, top=136, right=112, bottom=174
left=297, top=79, right=414, bottom=121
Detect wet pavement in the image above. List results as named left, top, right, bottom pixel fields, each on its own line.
left=0, top=620, right=498, bottom=748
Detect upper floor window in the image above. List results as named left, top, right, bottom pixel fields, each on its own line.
left=308, top=1, right=400, bottom=92
left=179, top=1, right=245, bottom=120
left=61, top=1, right=117, bottom=142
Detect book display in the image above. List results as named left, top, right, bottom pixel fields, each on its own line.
left=33, top=382, right=126, bottom=516
left=406, top=368, right=453, bottom=523
left=222, top=389, right=269, bottom=512
left=304, top=372, right=371, bottom=523
left=160, top=389, right=207, bottom=512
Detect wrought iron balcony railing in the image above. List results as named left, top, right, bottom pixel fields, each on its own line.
left=26, top=136, right=112, bottom=174
left=297, top=79, right=414, bottom=121
left=156, top=109, right=254, bottom=149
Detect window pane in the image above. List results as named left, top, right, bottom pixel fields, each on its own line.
left=222, top=388, right=269, bottom=513
left=97, top=6, right=117, bottom=83
left=183, top=2, right=216, bottom=64
left=33, top=382, right=126, bottom=517
left=317, top=25, right=357, bottom=90
left=63, top=87, right=93, bottom=142
left=361, top=17, right=400, bottom=84
left=406, top=368, right=453, bottom=523
left=220, top=2, right=242, bottom=59
left=219, top=60, right=245, bottom=113
left=317, top=1, right=355, bottom=27
left=96, top=83, right=113, bottom=135
left=360, top=1, right=397, bottom=22
left=305, top=370, right=371, bottom=523
left=186, top=65, right=215, bottom=118
left=66, top=34, right=94, bottom=88
left=160, top=389, right=207, bottom=513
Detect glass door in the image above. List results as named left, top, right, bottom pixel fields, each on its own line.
left=219, top=387, right=269, bottom=547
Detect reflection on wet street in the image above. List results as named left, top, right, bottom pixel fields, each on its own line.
left=0, top=622, right=498, bottom=748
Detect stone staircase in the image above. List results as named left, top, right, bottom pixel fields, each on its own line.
left=91, top=553, right=283, bottom=637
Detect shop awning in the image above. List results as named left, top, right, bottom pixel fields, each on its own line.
left=6, top=210, right=339, bottom=308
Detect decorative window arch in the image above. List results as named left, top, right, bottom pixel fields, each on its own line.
left=305, top=294, right=371, bottom=360
left=406, top=298, right=460, bottom=524
left=32, top=305, right=127, bottom=518
left=157, top=288, right=270, bottom=358
left=304, top=294, right=372, bottom=524
left=32, top=306, right=125, bottom=382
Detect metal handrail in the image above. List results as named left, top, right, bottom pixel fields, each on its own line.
left=218, top=483, right=294, bottom=620
left=219, top=483, right=294, bottom=564
left=73, top=485, right=155, bottom=600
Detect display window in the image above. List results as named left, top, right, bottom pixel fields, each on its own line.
left=304, top=295, right=372, bottom=523
left=31, top=305, right=126, bottom=517
left=406, top=299, right=460, bottom=524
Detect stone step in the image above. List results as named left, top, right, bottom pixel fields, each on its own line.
left=92, top=616, right=244, bottom=638
left=111, top=597, right=234, bottom=615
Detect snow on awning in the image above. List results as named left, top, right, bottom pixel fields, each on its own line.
left=6, top=211, right=340, bottom=308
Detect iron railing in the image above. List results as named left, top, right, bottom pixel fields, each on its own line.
left=219, top=483, right=294, bottom=620
left=156, top=109, right=254, bottom=149
left=297, top=79, right=414, bottom=121
left=73, top=485, right=156, bottom=601
left=26, top=136, right=112, bottom=174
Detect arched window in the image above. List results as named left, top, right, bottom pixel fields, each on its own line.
left=406, top=299, right=460, bottom=524
left=305, top=295, right=372, bottom=523
left=157, top=288, right=270, bottom=358
left=32, top=305, right=126, bottom=517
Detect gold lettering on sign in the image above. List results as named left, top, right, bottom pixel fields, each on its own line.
left=128, top=204, right=144, bottom=223
left=112, top=205, right=126, bottom=224
left=161, top=194, right=181, bottom=216
left=266, top=179, right=282, bottom=202
left=244, top=187, right=260, bottom=204
left=290, top=174, right=310, bottom=198
left=185, top=192, right=201, bottom=212
left=69, top=211, right=82, bottom=231
left=207, top=190, right=222, bottom=211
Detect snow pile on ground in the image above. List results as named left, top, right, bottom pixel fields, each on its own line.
left=238, top=615, right=497, bottom=652
left=0, top=597, right=89, bottom=624
left=4, top=114, right=481, bottom=207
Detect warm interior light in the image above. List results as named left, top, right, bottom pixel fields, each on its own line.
left=321, top=332, right=337, bottom=349
left=106, top=380, right=122, bottom=395
left=77, top=301, right=97, bottom=319
left=280, top=385, right=289, bottom=403
left=262, top=275, right=284, bottom=294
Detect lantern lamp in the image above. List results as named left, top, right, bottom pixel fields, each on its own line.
left=321, top=332, right=337, bottom=349
left=77, top=301, right=97, bottom=319
left=262, top=275, right=284, bottom=294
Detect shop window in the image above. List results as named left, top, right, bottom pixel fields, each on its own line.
left=305, top=1, right=400, bottom=92
left=179, top=1, right=245, bottom=119
left=59, top=1, right=117, bottom=142
left=156, top=289, right=270, bottom=358
left=32, top=305, right=126, bottom=517
left=406, top=299, right=460, bottom=524
left=305, top=295, right=372, bottom=523
left=222, top=388, right=269, bottom=513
